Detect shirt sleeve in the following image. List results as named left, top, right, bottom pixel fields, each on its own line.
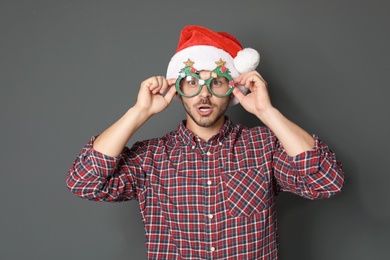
left=66, top=136, right=145, bottom=202
left=272, top=135, right=344, bottom=199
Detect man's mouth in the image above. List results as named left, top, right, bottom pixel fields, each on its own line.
left=197, top=105, right=213, bottom=115
left=199, top=106, right=211, bottom=111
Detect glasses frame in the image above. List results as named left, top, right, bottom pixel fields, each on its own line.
left=175, top=65, right=235, bottom=98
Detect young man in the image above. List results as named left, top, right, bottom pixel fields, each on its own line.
left=67, top=25, right=344, bottom=259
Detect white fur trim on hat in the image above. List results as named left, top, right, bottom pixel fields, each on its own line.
left=166, top=45, right=239, bottom=79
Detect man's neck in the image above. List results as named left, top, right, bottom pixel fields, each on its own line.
left=186, top=116, right=225, bottom=142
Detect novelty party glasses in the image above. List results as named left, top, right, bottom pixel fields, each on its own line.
left=175, top=65, right=235, bottom=98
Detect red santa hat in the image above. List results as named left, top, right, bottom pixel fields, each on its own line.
left=166, top=25, right=260, bottom=105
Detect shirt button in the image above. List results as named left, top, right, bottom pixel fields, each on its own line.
left=207, top=180, right=212, bottom=185
left=219, top=142, right=223, bottom=146
left=206, top=151, right=211, bottom=156
left=191, top=146, right=195, bottom=150
left=208, top=214, right=213, bottom=219
left=210, top=246, right=216, bottom=252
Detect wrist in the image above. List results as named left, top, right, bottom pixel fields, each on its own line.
left=131, top=103, right=153, bottom=119
left=123, top=105, right=152, bottom=129
left=255, top=106, right=279, bottom=124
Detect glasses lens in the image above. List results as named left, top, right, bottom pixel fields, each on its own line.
left=210, top=76, right=231, bottom=96
left=179, top=76, right=200, bottom=97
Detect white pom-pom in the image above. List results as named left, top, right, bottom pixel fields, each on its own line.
left=234, top=48, right=260, bottom=73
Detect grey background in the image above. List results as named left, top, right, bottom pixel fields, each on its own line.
left=1, top=0, right=389, bottom=259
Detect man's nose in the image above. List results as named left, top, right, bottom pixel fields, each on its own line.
left=198, top=83, right=211, bottom=97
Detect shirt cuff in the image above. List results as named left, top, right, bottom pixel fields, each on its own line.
left=290, top=135, right=326, bottom=176
left=80, top=136, right=121, bottom=177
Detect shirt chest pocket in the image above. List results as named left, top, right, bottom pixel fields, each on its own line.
left=222, top=168, right=269, bottom=217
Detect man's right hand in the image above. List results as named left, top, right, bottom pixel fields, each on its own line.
left=92, top=76, right=177, bottom=157
left=135, top=76, right=177, bottom=117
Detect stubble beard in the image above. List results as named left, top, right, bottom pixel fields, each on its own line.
left=182, top=97, right=230, bottom=128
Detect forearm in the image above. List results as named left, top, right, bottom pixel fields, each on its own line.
left=93, top=105, right=151, bottom=157
left=257, top=107, right=314, bottom=156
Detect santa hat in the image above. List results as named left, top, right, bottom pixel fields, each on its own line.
left=166, top=25, right=260, bottom=105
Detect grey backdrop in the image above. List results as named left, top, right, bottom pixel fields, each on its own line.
left=1, top=0, right=389, bottom=259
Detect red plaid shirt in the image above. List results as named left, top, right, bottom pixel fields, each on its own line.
left=67, top=117, right=344, bottom=259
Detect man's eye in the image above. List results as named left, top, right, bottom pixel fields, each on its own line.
left=212, top=79, right=223, bottom=86
left=187, top=80, right=197, bottom=85
left=185, top=76, right=198, bottom=85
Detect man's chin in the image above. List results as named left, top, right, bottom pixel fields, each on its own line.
left=194, top=114, right=225, bottom=128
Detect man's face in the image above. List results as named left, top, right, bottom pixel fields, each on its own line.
left=181, top=70, right=231, bottom=128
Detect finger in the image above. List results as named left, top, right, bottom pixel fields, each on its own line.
left=241, top=74, right=266, bottom=92
left=150, top=76, right=164, bottom=94
left=234, top=74, right=245, bottom=85
left=234, top=72, right=256, bottom=87
left=235, top=75, right=254, bottom=91
left=163, top=84, right=177, bottom=103
left=154, top=76, right=163, bottom=93
left=157, top=76, right=164, bottom=87
left=142, top=77, right=153, bottom=87
left=160, top=78, right=177, bottom=94
left=159, top=78, right=168, bottom=94
left=147, top=77, right=159, bottom=90
left=232, top=86, right=246, bottom=104
left=167, top=78, right=177, bottom=86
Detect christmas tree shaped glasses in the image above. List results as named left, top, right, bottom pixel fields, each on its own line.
left=175, top=62, right=235, bottom=98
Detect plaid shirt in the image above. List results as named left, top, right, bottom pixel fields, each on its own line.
left=67, top=117, right=344, bottom=259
